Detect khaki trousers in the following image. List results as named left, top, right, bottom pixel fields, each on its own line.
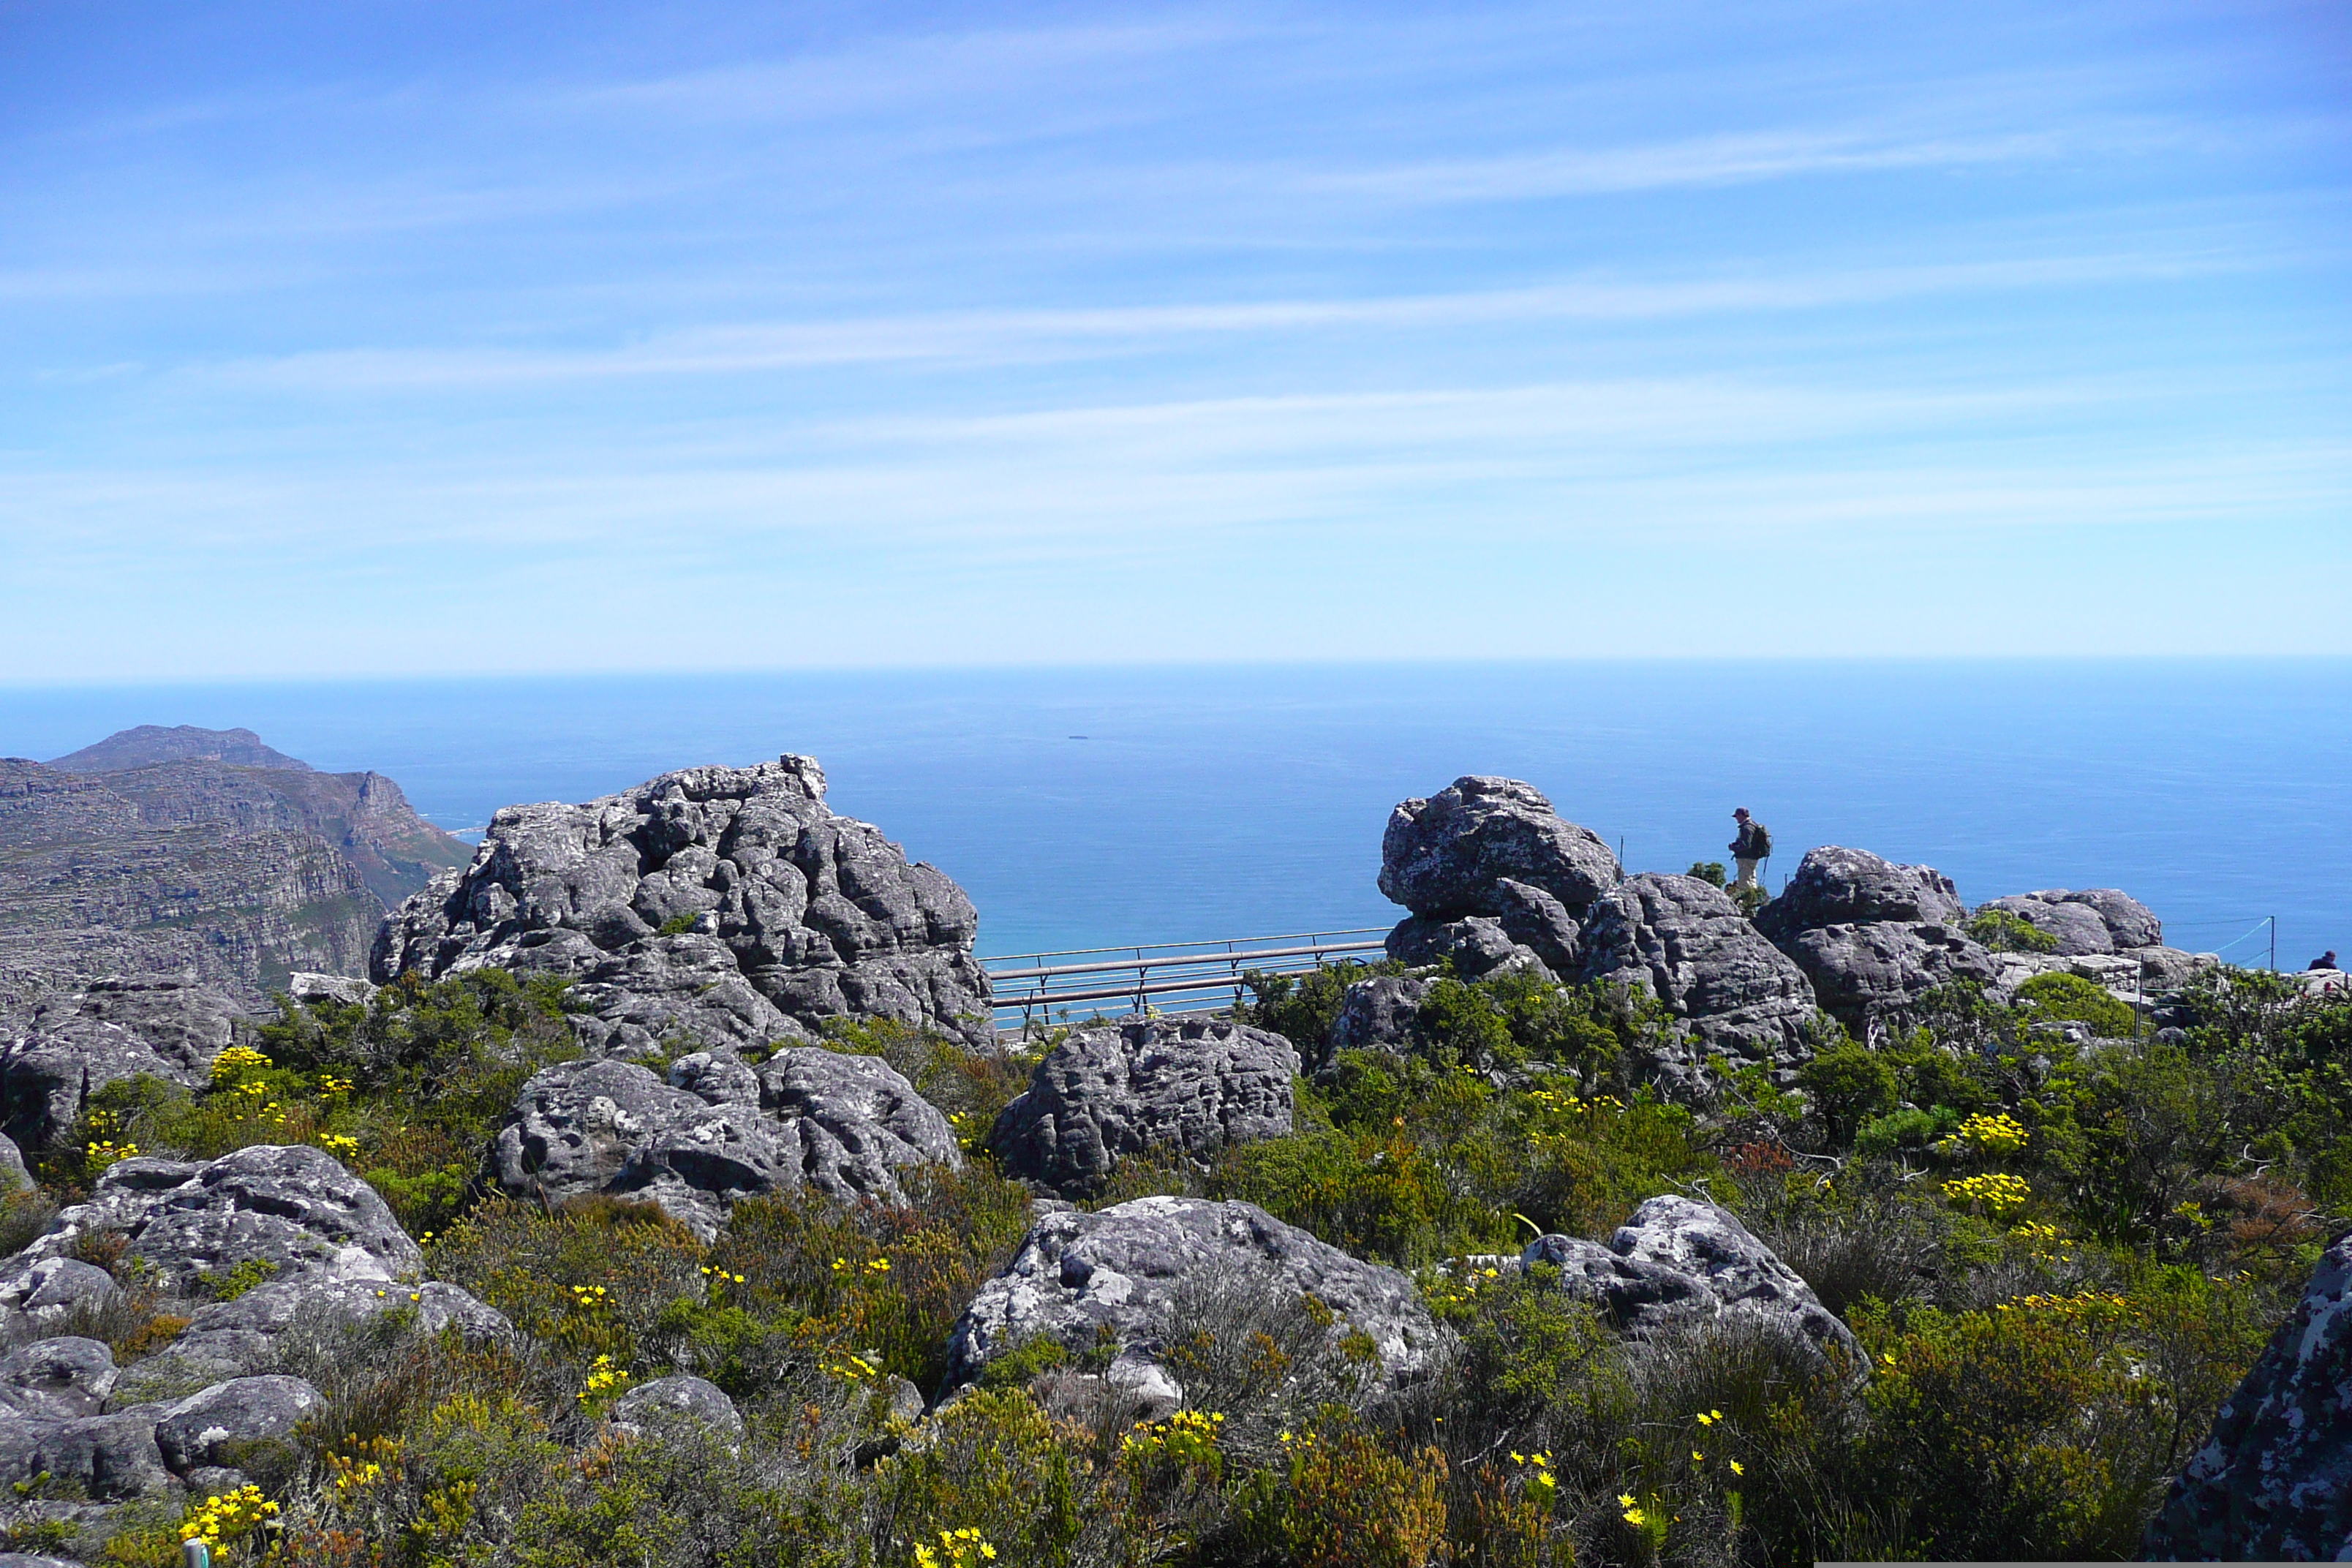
left=1733, top=856, right=1763, bottom=890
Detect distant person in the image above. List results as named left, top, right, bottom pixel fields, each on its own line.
left=1730, top=807, right=1772, bottom=892
left=2314, top=951, right=2340, bottom=971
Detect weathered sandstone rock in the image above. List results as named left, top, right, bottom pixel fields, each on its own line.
left=489, top=1049, right=959, bottom=1234
left=1575, top=874, right=1817, bottom=1073
left=2144, top=1232, right=2352, bottom=1559
left=372, top=755, right=990, bottom=1048
left=11, top=1144, right=419, bottom=1292
left=945, top=1196, right=1444, bottom=1398
left=1327, top=975, right=1439, bottom=1060
left=1, top=976, right=241, bottom=1150
left=608, top=1375, right=747, bottom=1444
left=0, top=1337, right=116, bottom=1420
left=1755, top=846, right=1964, bottom=939
left=989, top=1018, right=1298, bottom=1195
left=1781, top=922, right=2003, bottom=1033
left=1379, top=777, right=1621, bottom=919
left=1524, top=1195, right=1859, bottom=1366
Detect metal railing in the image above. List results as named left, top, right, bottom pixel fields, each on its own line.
left=981, top=927, right=1391, bottom=1034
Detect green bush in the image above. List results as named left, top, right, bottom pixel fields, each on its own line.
left=2016, top=971, right=2138, bottom=1038
left=1967, top=908, right=2061, bottom=953
left=1796, top=1041, right=1899, bottom=1145
left=1237, top=958, right=1400, bottom=1063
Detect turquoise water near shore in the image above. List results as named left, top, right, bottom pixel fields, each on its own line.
left=2, top=661, right=2345, bottom=965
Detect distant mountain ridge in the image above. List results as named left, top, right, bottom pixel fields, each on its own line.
left=50, top=724, right=312, bottom=773
left=0, top=729, right=473, bottom=1013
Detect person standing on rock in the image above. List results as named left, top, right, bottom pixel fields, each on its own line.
left=1730, top=808, right=1772, bottom=892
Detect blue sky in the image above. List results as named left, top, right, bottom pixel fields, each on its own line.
left=3, top=0, right=2348, bottom=679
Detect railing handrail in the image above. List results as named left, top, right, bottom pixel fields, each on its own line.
left=987, top=939, right=1386, bottom=983
left=979, top=926, right=1397, bottom=1025
left=977, top=927, right=1390, bottom=965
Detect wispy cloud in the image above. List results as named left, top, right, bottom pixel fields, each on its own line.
left=185, top=244, right=2275, bottom=392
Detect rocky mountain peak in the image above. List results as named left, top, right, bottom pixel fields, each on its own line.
left=49, top=725, right=312, bottom=774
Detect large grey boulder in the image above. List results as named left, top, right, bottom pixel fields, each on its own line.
left=1977, top=888, right=2162, bottom=957
left=0, top=1337, right=116, bottom=1420
left=372, top=755, right=992, bottom=1048
left=1379, top=777, right=1621, bottom=919
left=0, top=1256, right=118, bottom=1332
left=1491, top=878, right=1585, bottom=973
left=989, top=1019, right=1299, bottom=1195
left=563, top=934, right=813, bottom=1058
left=1523, top=1196, right=1859, bottom=1367
left=1384, top=913, right=1551, bottom=981
left=945, top=1196, right=1445, bottom=1397
left=1755, top=847, right=1964, bottom=940
left=123, top=1275, right=511, bottom=1396
left=14, top=1145, right=419, bottom=1292
left=0, top=976, right=241, bottom=1150
left=0, top=1410, right=173, bottom=1500
left=1575, top=874, right=1819, bottom=1078
left=2144, top=1232, right=2352, bottom=1559
left=1781, top=922, right=2003, bottom=1033
left=608, top=1374, right=746, bottom=1444
left=153, top=1374, right=325, bottom=1473
left=489, top=1048, right=959, bottom=1235
left=1327, top=975, right=1439, bottom=1060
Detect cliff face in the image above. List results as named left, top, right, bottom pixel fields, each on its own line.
left=0, top=731, right=470, bottom=1014
left=90, top=761, right=470, bottom=911
left=0, top=759, right=380, bottom=1013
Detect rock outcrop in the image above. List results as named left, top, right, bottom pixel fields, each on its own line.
left=1378, top=778, right=1619, bottom=976
left=126, top=1275, right=511, bottom=1396
left=372, top=755, right=991, bottom=1049
left=945, top=1196, right=1445, bottom=1398
left=1574, top=874, right=1819, bottom=1080
left=488, top=1049, right=960, bottom=1235
left=1381, top=778, right=1622, bottom=916
left=10, top=1144, right=419, bottom=1294
left=0, top=1256, right=118, bottom=1330
left=1, top=976, right=243, bottom=1150
left=1523, top=1196, right=1860, bottom=1367
left=608, top=1375, right=747, bottom=1444
left=2144, top=1232, right=2352, bottom=1559
left=1975, top=887, right=2162, bottom=957
left=1757, top=848, right=1997, bottom=1033
left=1755, top=846, right=1964, bottom=939
left=0, top=1337, right=115, bottom=1420
left=151, top=1374, right=326, bottom=1472
left=1327, top=975, right=1439, bottom=1060
left=989, top=1019, right=1298, bottom=1195
left=1781, top=922, right=2003, bottom=1033
left=1384, top=913, right=1548, bottom=980
left=0, top=1356, right=330, bottom=1525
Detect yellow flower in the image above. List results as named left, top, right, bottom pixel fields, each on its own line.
left=1730, top=1460, right=1745, bottom=1476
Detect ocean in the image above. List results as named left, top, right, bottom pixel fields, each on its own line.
left=1, top=660, right=2344, bottom=966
